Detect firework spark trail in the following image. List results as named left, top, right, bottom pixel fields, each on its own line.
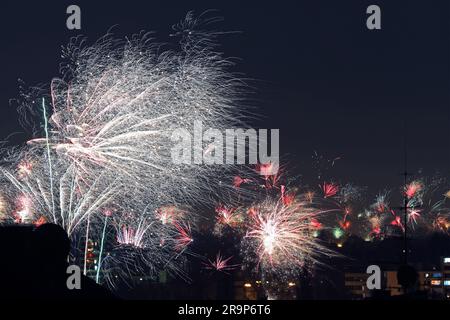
left=321, top=182, right=339, bottom=198
left=241, top=195, right=335, bottom=278
left=42, top=98, right=56, bottom=223
left=203, top=252, right=240, bottom=273
left=215, top=204, right=243, bottom=227
left=2, top=161, right=118, bottom=236
left=101, top=203, right=193, bottom=288
left=83, top=215, right=91, bottom=275
left=408, top=207, right=422, bottom=225
left=405, top=181, right=423, bottom=199
left=174, top=222, right=194, bottom=252
left=96, top=213, right=109, bottom=283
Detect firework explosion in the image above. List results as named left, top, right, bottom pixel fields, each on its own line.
left=23, top=14, right=245, bottom=205
left=0, top=12, right=448, bottom=297
left=2, top=155, right=118, bottom=236
left=203, top=252, right=240, bottom=274
left=241, top=196, right=333, bottom=277
left=0, top=13, right=248, bottom=288
left=99, top=203, right=192, bottom=288
left=320, top=176, right=450, bottom=241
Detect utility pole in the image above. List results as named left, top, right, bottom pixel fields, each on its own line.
left=394, top=121, right=412, bottom=265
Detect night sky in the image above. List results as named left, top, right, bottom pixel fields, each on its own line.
left=0, top=0, right=448, bottom=195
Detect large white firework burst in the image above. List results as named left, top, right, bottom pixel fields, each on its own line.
left=22, top=12, right=247, bottom=207
left=1, top=12, right=248, bottom=286
left=1, top=148, right=118, bottom=236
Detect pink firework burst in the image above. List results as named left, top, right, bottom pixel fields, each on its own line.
left=405, top=181, right=423, bottom=199
left=408, top=208, right=422, bottom=225
left=310, top=218, right=323, bottom=230
left=255, top=162, right=281, bottom=188
left=174, top=222, right=193, bottom=251
left=321, top=182, right=339, bottom=198
left=203, top=252, right=240, bottom=273
left=280, top=185, right=296, bottom=206
left=390, top=211, right=405, bottom=232
left=215, top=204, right=241, bottom=227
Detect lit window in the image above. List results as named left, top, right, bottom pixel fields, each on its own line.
left=431, top=280, right=441, bottom=286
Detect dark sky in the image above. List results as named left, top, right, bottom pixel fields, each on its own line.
left=0, top=0, right=449, bottom=194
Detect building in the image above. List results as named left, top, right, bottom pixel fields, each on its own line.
left=385, top=270, right=435, bottom=296
left=420, top=257, right=450, bottom=299
left=344, top=272, right=370, bottom=299
left=442, top=256, right=450, bottom=299
left=343, top=263, right=445, bottom=299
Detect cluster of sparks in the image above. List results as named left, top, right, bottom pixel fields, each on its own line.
left=243, top=197, right=332, bottom=273
left=309, top=177, right=450, bottom=244
left=210, top=167, right=338, bottom=282
left=209, top=164, right=449, bottom=284
left=0, top=13, right=448, bottom=295
left=0, top=14, right=248, bottom=287
left=203, top=252, right=239, bottom=273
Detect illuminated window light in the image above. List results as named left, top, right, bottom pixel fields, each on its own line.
left=288, top=282, right=296, bottom=287
left=431, top=280, right=441, bottom=286
left=432, top=273, right=442, bottom=278
left=244, top=283, right=252, bottom=288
